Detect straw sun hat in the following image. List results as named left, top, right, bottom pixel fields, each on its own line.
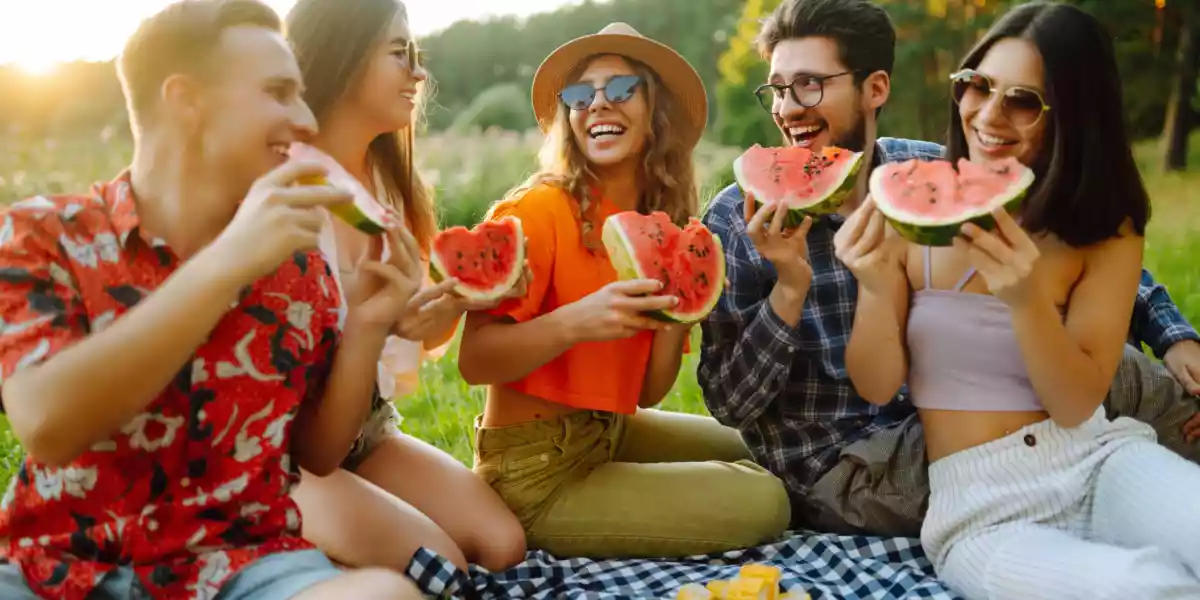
left=530, top=22, right=709, bottom=147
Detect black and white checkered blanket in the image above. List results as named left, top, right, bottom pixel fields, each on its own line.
left=405, top=530, right=964, bottom=599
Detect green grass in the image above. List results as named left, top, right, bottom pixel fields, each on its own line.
left=0, top=131, right=1195, bottom=485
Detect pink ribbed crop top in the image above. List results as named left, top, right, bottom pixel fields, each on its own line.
left=905, top=246, right=1047, bottom=412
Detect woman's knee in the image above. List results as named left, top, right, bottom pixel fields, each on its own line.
left=465, top=515, right=528, bottom=572
left=291, top=468, right=471, bottom=573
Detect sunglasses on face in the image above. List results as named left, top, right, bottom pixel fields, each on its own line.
left=559, top=75, right=643, bottom=111
left=950, top=68, right=1050, bottom=129
left=393, top=39, right=424, bottom=70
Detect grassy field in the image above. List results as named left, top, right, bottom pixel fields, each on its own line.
left=0, top=130, right=1195, bottom=484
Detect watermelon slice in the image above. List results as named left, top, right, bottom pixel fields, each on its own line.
left=430, top=216, right=526, bottom=302
left=293, top=173, right=391, bottom=235
left=601, top=211, right=725, bottom=323
left=870, top=157, right=1034, bottom=247
left=732, top=144, right=864, bottom=228
left=288, top=142, right=391, bottom=235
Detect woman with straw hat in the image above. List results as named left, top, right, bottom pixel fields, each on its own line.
left=458, top=23, right=792, bottom=560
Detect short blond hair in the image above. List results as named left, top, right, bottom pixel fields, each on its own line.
left=117, top=0, right=282, bottom=127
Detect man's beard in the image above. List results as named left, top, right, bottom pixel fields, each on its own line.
left=830, top=111, right=868, bottom=153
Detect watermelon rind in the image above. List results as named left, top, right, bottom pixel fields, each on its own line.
left=328, top=202, right=388, bottom=235
left=870, top=160, right=1034, bottom=247
left=733, top=146, right=864, bottom=229
left=600, top=214, right=726, bottom=324
left=429, top=216, right=526, bottom=302
left=294, top=173, right=389, bottom=235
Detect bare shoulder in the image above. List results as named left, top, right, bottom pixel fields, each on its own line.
left=1083, top=218, right=1144, bottom=268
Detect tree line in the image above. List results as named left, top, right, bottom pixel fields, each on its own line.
left=1, top=0, right=1196, bottom=170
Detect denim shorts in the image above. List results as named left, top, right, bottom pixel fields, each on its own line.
left=0, top=549, right=342, bottom=599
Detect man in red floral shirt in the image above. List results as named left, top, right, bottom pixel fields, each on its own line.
left=0, top=1, right=426, bottom=599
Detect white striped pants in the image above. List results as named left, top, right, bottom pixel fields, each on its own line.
left=921, top=407, right=1200, bottom=600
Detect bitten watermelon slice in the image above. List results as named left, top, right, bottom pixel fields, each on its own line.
left=294, top=173, right=391, bottom=235
left=430, top=216, right=526, bottom=302
left=870, top=157, right=1034, bottom=246
left=601, top=211, right=725, bottom=323
left=732, top=144, right=864, bottom=228
left=288, top=142, right=392, bottom=235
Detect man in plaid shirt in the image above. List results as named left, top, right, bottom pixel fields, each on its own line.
left=698, top=0, right=1200, bottom=538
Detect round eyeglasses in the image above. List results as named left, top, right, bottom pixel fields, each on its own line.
left=754, top=71, right=857, bottom=113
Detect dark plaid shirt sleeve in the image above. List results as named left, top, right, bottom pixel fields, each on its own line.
left=697, top=185, right=806, bottom=430
left=1131, top=267, right=1200, bottom=358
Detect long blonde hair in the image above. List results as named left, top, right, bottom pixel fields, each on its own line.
left=502, top=54, right=699, bottom=252
left=286, top=0, right=438, bottom=256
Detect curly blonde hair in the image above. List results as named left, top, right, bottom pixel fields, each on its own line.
left=502, top=54, right=700, bottom=252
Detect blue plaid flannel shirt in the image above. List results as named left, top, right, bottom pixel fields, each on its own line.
left=698, top=136, right=1199, bottom=507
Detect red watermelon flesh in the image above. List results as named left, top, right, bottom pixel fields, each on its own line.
left=732, top=144, right=864, bottom=227
left=601, top=211, right=725, bottom=323
left=869, top=156, right=1034, bottom=246
left=430, top=216, right=526, bottom=301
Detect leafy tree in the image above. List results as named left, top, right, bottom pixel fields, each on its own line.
left=714, top=0, right=782, bottom=148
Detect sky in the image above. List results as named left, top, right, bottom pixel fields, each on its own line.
left=0, top=0, right=580, bottom=73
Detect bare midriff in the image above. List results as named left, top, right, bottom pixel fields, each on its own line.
left=920, top=409, right=1051, bottom=463
left=481, top=386, right=585, bottom=428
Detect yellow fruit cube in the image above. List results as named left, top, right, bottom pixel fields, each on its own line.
left=738, top=564, right=782, bottom=582
left=724, top=577, right=771, bottom=600
left=736, top=564, right=782, bottom=600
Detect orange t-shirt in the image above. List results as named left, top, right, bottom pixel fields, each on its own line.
left=484, top=183, right=687, bottom=415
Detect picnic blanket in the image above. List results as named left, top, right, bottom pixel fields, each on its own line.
left=404, top=530, right=964, bottom=599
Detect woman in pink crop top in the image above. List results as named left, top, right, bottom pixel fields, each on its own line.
left=282, top=0, right=529, bottom=575
left=838, top=4, right=1200, bottom=599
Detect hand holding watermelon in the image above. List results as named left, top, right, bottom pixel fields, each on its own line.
left=744, top=191, right=815, bottom=294
left=343, top=221, right=425, bottom=333
left=391, top=258, right=532, bottom=342
left=833, top=196, right=905, bottom=296
left=560, top=279, right=675, bottom=343
left=953, top=207, right=1043, bottom=307
left=213, top=160, right=354, bottom=283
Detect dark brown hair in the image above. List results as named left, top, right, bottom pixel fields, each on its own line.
left=118, top=0, right=282, bottom=128
left=757, top=0, right=896, bottom=84
left=945, top=1, right=1150, bottom=246
left=285, top=0, right=437, bottom=254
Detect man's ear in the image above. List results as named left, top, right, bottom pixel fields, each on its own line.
left=863, top=70, right=891, bottom=114
left=160, top=73, right=206, bottom=132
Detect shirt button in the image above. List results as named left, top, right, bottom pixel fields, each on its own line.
left=1024, top=434, right=1037, bottom=447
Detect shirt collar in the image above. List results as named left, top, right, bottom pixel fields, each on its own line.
left=97, top=169, right=169, bottom=250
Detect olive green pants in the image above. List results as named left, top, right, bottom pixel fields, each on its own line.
left=472, top=408, right=791, bottom=560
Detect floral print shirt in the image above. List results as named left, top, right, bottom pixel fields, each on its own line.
left=0, top=172, right=342, bottom=599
